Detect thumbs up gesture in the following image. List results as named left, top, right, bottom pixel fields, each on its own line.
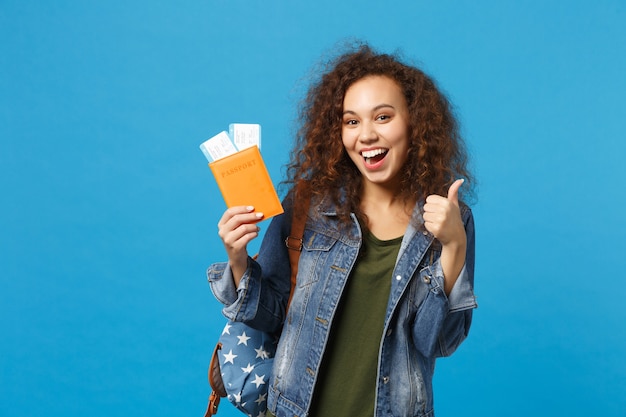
left=423, top=179, right=467, bottom=293
left=423, top=179, right=466, bottom=245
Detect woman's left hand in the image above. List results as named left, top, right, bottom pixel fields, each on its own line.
left=423, top=179, right=466, bottom=246
left=423, top=179, right=467, bottom=294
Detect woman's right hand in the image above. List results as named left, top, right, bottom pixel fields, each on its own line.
left=217, top=206, right=264, bottom=286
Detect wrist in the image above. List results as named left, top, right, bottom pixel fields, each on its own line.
left=441, top=236, right=466, bottom=254
left=229, top=256, right=249, bottom=287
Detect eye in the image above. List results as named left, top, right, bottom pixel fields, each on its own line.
left=343, top=119, right=358, bottom=126
left=376, top=114, right=392, bottom=122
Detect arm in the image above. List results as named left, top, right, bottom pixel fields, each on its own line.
left=217, top=205, right=264, bottom=287
left=423, top=179, right=466, bottom=295
left=208, top=198, right=295, bottom=333
left=437, top=205, right=476, bottom=356
left=411, top=204, right=477, bottom=358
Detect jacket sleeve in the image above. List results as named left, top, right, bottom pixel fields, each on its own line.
left=206, top=197, right=295, bottom=334
left=436, top=205, right=477, bottom=357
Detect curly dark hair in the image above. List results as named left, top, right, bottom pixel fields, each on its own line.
left=285, top=42, right=474, bottom=227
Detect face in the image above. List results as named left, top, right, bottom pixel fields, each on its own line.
left=342, top=75, right=410, bottom=189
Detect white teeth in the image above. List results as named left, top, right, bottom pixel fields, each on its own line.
left=361, top=149, right=387, bottom=158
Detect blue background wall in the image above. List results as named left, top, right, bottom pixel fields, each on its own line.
left=2, top=1, right=625, bottom=416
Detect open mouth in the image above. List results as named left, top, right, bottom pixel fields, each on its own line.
left=361, top=148, right=388, bottom=166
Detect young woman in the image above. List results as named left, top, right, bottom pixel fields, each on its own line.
left=208, top=44, right=477, bottom=417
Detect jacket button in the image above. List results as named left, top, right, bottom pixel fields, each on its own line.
left=383, top=376, right=390, bottom=384
left=423, top=276, right=431, bottom=284
left=395, top=275, right=402, bottom=281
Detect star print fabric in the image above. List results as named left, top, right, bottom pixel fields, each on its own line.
left=217, top=320, right=277, bottom=417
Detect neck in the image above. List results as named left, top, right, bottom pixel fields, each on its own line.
left=360, top=182, right=415, bottom=240
left=360, top=180, right=410, bottom=208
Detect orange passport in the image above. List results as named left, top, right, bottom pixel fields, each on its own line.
left=209, top=146, right=284, bottom=219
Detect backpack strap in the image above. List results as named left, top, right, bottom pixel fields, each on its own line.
left=285, top=200, right=307, bottom=310
left=204, top=342, right=225, bottom=416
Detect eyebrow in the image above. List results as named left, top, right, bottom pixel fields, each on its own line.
left=342, top=104, right=395, bottom=116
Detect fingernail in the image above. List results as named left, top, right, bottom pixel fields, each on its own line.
left=256, top=212, right=264, bottom=219
left=246, top=206, right=254, bottom=211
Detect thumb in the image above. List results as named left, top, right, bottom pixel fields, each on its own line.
left=447, top=179, right=464, bottom=204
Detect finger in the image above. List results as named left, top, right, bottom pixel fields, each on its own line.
left=423, top=218, right=441, bottom=237
left=424, top=195, right=447, bottom=212
left=447, top=179, right=464, bottom=205
left=219, top=208, right=264, bottom=231
left=422, top=211, right=443, bottom=223
left=218, top=206, right=255, bottom=228
left=224, top=223, right=261, bottom=248
left=219, top=214, right=264, bottom=239
left=218, top=209, right=264, bottom=242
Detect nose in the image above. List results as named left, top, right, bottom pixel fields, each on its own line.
left=359, top=122, right=377, bottom=142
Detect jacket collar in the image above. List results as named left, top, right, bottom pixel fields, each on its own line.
left=314, top=192, right=431, bottom=240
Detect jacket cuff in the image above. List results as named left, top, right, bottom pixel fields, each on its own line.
left=207, top=257, right=262, bottom=321
left=207, top=262, right=238, bottom=306
left=446, top=263, right=478, bottom=313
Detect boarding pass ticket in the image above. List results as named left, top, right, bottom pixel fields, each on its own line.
left=229, top=123, right=262, bottom=151
left=199, top=124, right=262, bottom=162
left=199, top=131, right=239, bottom=162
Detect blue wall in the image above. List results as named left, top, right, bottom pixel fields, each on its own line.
left=1, top=1, right=625, bottom=416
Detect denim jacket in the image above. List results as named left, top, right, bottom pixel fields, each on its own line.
left=208, top=195, right=477, bottom=417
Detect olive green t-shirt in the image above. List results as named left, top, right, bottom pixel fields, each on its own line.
left=306, top=231, right=402, bottom=417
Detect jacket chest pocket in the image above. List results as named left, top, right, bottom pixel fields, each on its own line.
left=408, top=243, right=443, bottom=308
left=297, top=230, right=338, bottom=287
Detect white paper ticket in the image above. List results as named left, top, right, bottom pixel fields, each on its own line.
left=199, top=131, right=239, bottom=162
left=229, top=123, right=261, bottom=150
